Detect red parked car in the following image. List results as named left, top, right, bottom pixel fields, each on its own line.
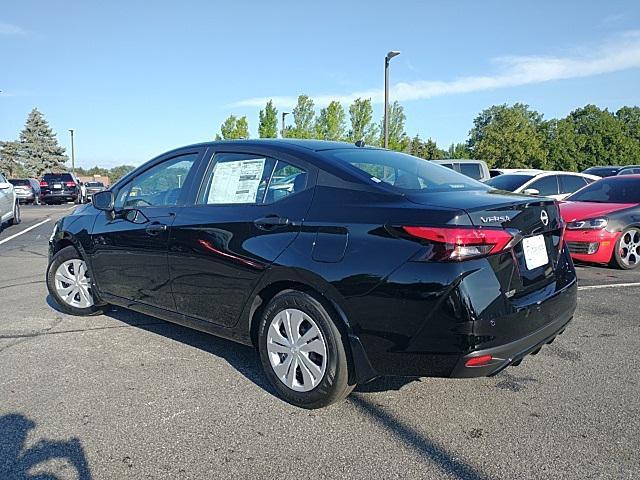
left=560, top=175, right=640, bottom=269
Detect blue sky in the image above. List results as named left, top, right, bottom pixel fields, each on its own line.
left=1, top=0, right=639, bottom=168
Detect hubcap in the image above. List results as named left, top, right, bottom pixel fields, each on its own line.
left=54, top=259, right=94, bottom=308
left=266, top=308, right=327, bottom=392
left=619, top=228, right=640, bottom=267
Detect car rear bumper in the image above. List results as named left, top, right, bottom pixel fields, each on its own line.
left=43, top=193, right=78, bottom=202
left=15, top=192, right=36, bottom=201
left=565, top=229, right=619, bottom=264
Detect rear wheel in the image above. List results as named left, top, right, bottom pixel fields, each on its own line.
left=258, top=291, right=354, bottom=409
left=611, top=227, right=640, bottom=270
left=47, top=246, right=105, bottom=315
left=9, top=201, right=20, bottom=225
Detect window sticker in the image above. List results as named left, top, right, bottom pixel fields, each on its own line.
left=208, top=158, right=266, bottom=204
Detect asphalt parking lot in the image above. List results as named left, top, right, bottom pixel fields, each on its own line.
left=1, top=205, right=638, bottom=479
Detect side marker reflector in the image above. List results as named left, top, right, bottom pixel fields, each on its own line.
left=465, top=355, right=493, bottom=367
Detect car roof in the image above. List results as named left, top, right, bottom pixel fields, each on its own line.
left=181, top=138, right=367, bottom=152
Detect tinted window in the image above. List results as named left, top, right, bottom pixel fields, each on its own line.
left=559, top=175, right=588, bottom=194
left=265, top=161, right=307, bottom=203
left=327, top=149, right=486, bottom=193
left=485, top=174, right=535, bottom=191
left=43, top=173, right=73, bottom=182
left=582, top=167, right=619, bottom=177
left=9, top=179, right=30, bottom=186
left=459, top=163, right=483, bottom=180
left=618, top=168, right=640, bottom=175
left=567, top=178, right=640, bottom=203
left=528, top=176, right=559, bottom=196
left=440, top=163, right=454, bottom=170
left=86, top=182, right=104, bottom=187
left=200, top=153, right=275, bottom=205
left=116, top=154, right=197, bottom=208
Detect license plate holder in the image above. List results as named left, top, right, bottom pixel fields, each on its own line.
left=522, top=234, right=549, bottom=270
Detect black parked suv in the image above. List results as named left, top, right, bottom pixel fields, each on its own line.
left=40, top=173, right=83, bottom=204
left=47, top=140, right=578, bottom=408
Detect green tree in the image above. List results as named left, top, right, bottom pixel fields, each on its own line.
left=380, top=101, right=409, bottom=151
left=547, top=105, right=639, bottom=170
left=216, top=115, right=249, bottom=140
left=289, top=95, right=316, bottom=139
left=446, top=142, right=472, bottom=159
left=616, top=106, right=640, bottom=141
left=0, top=141, right=25, bottom=177
left=315, top=101, right=346, bottom=141
left=258, top=100, right=278, bottom=138
left=18, top=108, right=68, bottom=176
left=108, top=165, right=136, bottom=183
left=348, top=98, right=378, bottom=145
left=407, top=135, right=445, bottom=159
left=467, top=103, right=547, bottom=169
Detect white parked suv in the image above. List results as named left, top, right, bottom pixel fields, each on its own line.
left=485, top=171, right=600, bottom=200
left=0, top=172, right=21, bottom=229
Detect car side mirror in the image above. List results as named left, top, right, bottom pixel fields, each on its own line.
left=93, top=190, right=114, bottom=211
left=523, top=188, right=540, bottom=196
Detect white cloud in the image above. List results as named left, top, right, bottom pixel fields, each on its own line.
left=0, top=21, right=26, bottom=36
left=231, top=31, right=640, bottom=109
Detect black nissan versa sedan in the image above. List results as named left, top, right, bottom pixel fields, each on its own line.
left=46, top=139, right=577, bottom=408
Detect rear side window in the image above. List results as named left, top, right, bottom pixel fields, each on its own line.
left=559, top=175, right=588, bottom=194
left=485, top=174, right=534, bottom=191
left=264, top=161, right=307, bottom=203
left=529, top=175, right=559, bottom=196
left=459, top=163, right=483, bottom=180
left=327, top=149, right=486, bottom=193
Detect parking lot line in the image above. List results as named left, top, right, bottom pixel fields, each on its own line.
left=578, top=282, right=640, bottom=291
left=0, top=218, right=51, bottom=246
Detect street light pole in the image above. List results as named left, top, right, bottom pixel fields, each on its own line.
left=383, top=50, right=401, bottom=149
left=68, top=129, right=75, bottom=175
left=281, top=112, right=290, bottom=138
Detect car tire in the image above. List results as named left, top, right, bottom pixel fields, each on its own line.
left=258, top=291, right=354, bottom=409
left=611, top=227, right=640, bottom=270
left=46, top=246, right=106, bottom=316
left=9, top=201, right=20, bottom=225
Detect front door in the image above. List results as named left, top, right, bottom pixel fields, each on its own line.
left=169, top=151, right=314, bottom=326
left=89, top=151, right=200, bottom=310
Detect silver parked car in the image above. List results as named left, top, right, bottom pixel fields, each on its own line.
left=0, top=172, right=21, bottom=229
left=431, top=159, right=491, bottom=182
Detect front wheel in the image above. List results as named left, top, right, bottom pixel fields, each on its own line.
left=46, top=246, right=105, bottom=315
left=611, top=227, right=640, bottom=270
left=258, top=291, right=354, bottom=409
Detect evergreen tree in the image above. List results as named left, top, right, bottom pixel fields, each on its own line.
left=348, top=98, right=378, bottom=145
left=408, top=135, right=445, bottom=159
left=18, top=108, right=68, bottom=176
left=217, top=115, right=250, bottom=140
left=0, top=140, right=25, bottom=177
left=447, top=142, right=472, bottom=159
left=258, top=100, right=279, bottom=138
left=315, top=101, right=346, bottom=141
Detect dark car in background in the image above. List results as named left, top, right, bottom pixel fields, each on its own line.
left=40, top=173, right=84, bottom=204
left=84, top=181, right=106, bottom=201
left=9, top=178, right=41, bottom=204
left=47, top=140, right=577, bottom=408
left=582, top=165, right=640, bottom=177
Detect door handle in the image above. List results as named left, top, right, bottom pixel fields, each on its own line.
left=145, top=222, right=167, bottom=236
left=254, top=215, right=290, bottom=230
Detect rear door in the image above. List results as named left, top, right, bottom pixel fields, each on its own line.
left=168, top=149, right=315, bottom=327
left=89, top=149, right=201, bottom=310
left=558, top=174, right=589, bottom=199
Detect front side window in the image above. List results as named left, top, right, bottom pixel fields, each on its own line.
left=116, top=153, right=197, bottom=208
left=559, top=175, right=588, bottom=194
left=485, top=174, right=535, bottom=191
left=567, top=178, right=640, bottom=203
left=528, top=176, right=559, bottom=196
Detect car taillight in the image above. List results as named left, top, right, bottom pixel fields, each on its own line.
left=40, top=181, right=48, bottom=187
left=403, top=226, right=513, bottom=261
left=65, top=181, right=76, bottom=188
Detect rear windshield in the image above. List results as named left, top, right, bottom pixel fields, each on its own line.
left=43, top=173, right=73, bottom=182
left=9, top=179, right=30, bottom=186
left=86, top=182, right=104, bottom=187
left=485, top=174, right=535, bottom=191
left=325, top=149, right=487, bottom=193
left=566, top=177, right=640, bottom=203
left=581, top=167, right=619, bottom=177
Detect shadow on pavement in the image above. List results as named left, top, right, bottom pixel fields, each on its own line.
left=349, top=395, right=491, bottom=480
left=0, top=413, right=92, bottom=480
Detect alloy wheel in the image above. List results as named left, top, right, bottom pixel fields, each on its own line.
left=54, top=259, right=94, bottom=308
left=266, top=308, right=327, bottom=392
left=618, top=228, right=640, bottom=268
